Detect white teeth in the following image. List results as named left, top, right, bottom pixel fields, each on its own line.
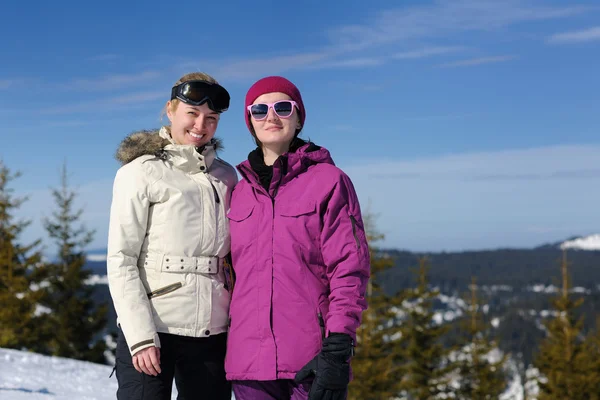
left=189, top=131, right=204, bottom=139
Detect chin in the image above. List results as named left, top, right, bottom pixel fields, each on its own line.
left=260, top=136, right=294, bottom=146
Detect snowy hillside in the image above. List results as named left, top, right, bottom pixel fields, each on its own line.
left=560, top=234, right=600, bottom=250
left=0, top=348, right=215, bottom=400
left=1, top=347, right=120, bottom=399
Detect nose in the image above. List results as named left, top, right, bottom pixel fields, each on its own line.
left=266, top=106, right=279, bottom=122
left=194, top=115, right=206, bottom=130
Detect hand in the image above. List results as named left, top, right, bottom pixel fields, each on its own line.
left=132, top=346, right=161, bottom=376
left=294, top=333, right=353, bottom=400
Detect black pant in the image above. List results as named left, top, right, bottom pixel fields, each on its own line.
left=115, top=329, right=231, bottom=400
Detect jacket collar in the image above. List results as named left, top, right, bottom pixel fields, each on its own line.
left=237, top=142, right=335, bottom=196
left=159, top=127, right=217, bottom=173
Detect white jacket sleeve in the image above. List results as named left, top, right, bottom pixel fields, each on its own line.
left=107, top=161, right=160, bottom=355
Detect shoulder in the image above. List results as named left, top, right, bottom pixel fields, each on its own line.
left=213, top=157, right=236, bottom=176
left=308, top=163, right=353, bottom=186
left=211, top=158, right=239, bottom=188
left=305, top=164, right=360, bottom=208
left=114, top=155, right=163, bottom=187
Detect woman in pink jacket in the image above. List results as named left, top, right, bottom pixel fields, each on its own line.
left=226, top=76, right=370, bottom=400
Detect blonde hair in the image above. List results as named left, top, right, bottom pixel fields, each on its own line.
left=163, top=72, right=219, bottom=117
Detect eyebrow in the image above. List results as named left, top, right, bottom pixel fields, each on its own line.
left=185, top=105, right=219, bottom=115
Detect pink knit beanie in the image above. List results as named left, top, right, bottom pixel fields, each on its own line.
left=244, top=76, right=306, bottom=132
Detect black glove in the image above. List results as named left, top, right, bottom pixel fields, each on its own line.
left=294, top=333, right=354, bottom=400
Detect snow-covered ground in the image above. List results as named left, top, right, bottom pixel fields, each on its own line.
left=2, top=347, right=540, bottom=399
left=1, top=347, right=121, bottom=400
left=87, top=253, right=108, bottom=262
left=0, top=348, right=235, bottom=400
left=84, top=274, right=109, bottom=285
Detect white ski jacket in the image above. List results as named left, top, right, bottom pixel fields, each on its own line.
left=107, top=127, right=237, bottom=355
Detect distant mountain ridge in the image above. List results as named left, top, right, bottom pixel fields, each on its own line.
left=84, top=235, right=600, bottom=282
left=83, top=234, right=600, bottom=264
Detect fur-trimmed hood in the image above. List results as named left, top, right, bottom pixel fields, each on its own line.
left=115, top=127, right=223, bottom=165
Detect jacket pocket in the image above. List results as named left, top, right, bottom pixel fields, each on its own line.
left=317, top=311, right=326, bottom=340
left=227, top=205, right=254, bottom=222
left=279, top=200, right=316, bottom=217
left=316, top=299, right=329, bottom=343
left=147, top=282, right=182, bottom=299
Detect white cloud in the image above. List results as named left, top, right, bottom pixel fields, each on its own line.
left=393, top=46, right=466, bottom=59
left=547, top=26, right=600, bottom=44
left=340, top=144, right=600, bottom=251
left=328, top=0, right=588, bottom=51
left=438, top=55, right=516, bottom=68
left=31, top=1, right=590, bottom=99
left=163, top=2, right=587, bottom=80
left=314, top=57, right=385, bottom=68
left=211, top=52, right=329, bottom=80
left=15, top=144, right=600, bottom=253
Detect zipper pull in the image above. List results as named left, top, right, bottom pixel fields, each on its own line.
left=318, top=312, right=325, bottom=339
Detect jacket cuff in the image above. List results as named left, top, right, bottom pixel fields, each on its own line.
left=130, top=332, right=161, bottom=356
left=326, top=316, right=358, bottom=342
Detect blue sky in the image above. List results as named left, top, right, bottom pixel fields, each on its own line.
left=1, top=0, right=599, bottom=252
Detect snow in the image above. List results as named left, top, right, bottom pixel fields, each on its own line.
left=560, top=234, right=600, bottom=250
left=34, top=304, right=51, bottom=316
left=528, top=284, right=559, bottom=293
left=0, top=348, right=235, bottom=400
left=87, top=254, right=107, bottom=262
left=572, top=286, right=590, bottom=294
left=2, top=346, right=538, bottom=400
left=481, top=285, right=513, bottom=293
left=527, top=284, right=593, bottom=294
left=84, top=275, right=109, bottom=285
left=1, top=347, right=121, bottom=400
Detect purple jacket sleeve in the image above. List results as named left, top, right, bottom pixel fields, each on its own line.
left=320, top=172, right=370, bottom=340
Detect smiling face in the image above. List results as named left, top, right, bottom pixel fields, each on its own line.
left=166, top=101, right=220, bottom=146
left=249, top=92, right=300, bottom=151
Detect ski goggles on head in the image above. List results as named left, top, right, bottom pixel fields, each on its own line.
left=247, top=100, right=298, bottom=120
left=170, top=80, right=230, bottom=113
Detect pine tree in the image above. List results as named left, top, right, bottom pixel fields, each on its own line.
left=38, top=163, right=108, bottom=363
left=348, top=212, right=404, bottom=400
left=396, top=257, right=453, bottom=399
left=582, top=317, right=600, bottom=400
left=0, top=161, right=47, bottom=349
left=453, top=277, right=508, bottom=400
left=534, top=250, right=597, bottom=399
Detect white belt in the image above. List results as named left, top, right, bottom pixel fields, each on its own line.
left=139, top=253, right=220, bottom=274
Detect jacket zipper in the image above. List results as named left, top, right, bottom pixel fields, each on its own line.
left=147, top=282, right=183, bottom=299
left=269, top=165, right=284, bottom=369
left=349, top=215, right=361, bottom=250
left=205, top=174, right=220, bottom=271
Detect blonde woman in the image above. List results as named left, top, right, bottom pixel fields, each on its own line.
left=107, top=72, right=237, bottom=399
